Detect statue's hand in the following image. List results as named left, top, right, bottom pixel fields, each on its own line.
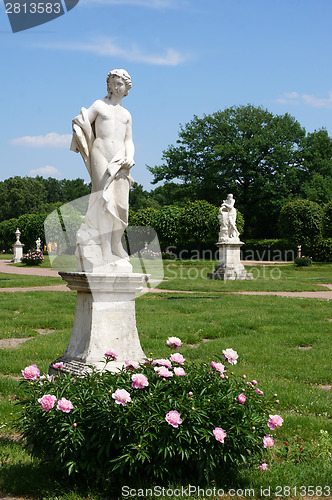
left=121, top=157, right=135, bottom=170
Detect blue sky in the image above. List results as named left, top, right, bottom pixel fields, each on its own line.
left=1, top=0, right=332, bottom=190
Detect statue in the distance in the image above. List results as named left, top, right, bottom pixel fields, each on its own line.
left=70, top=69, right=134, bottom=273
left=218, top=194, right=239, bottom=241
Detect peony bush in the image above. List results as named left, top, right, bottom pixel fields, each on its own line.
left=21, top=249, right=44, bottom=266
left=16, top=338, right=282, bottom=486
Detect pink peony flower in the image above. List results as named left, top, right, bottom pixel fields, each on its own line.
left=152, top=358, right=172, bottom=369
left=174, top=367, right=186, bottom=376
left=53, top=362, right=64, bottom=370
left=211, top=361, right=226, bottom=377
left=252, top=379, right=258, bottom=385
left=166, top=336, right=182, bottom=350
left=154, top=366, right=173, bottom=378
left=188, top=391, right=193, bottom=396
left=73, top=422, right=77, bottom=428
left=267, top=414, right=284, bottom=430
left=112, top=389, right=131, bottom=406
left=213, top=427, right=227, bottom=443
left=256, top=388, right=264, bottom=395
left=21, top=364, right=40, bottom=380
left=165, top=410, right=182, bottom=428
left=131, top=373, right=149, bottom=389
left=125, top=361, right=139, bottom=370
left=263, top=435, right=274, bottom=448
left=238, top=394, right=246, bottom=404
left=38, top=394, right=57, bottom=411
left=57, top=397, right=74, bottom=413
left=170, top=353, right=185, bottom=365
left=223, top=348, right=239, bottom=365
left=104, top=349, right=118, bottom=361
left=258, top=463, right=268, bottom=470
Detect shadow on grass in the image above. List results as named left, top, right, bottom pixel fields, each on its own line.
left=0, top=436, right=101, bottom=500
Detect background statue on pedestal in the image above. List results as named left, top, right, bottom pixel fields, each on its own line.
left=218, top=194, right=240, bottom=241
left=71, top=69, right=134, bottom=273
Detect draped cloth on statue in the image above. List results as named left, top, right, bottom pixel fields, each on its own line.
left=70, top=108, right=134, bottom=272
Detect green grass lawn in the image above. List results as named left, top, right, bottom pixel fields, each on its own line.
left=161, top=260, right=332, bottom=292
left=0, top=273, right=63, bottom=288
left=0, top=263, right=331, bottom=498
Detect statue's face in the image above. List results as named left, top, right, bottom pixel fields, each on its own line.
left=108, top=76, right=127, bottom=97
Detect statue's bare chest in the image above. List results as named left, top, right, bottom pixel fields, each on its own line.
left=97, top=104, right=127, bottom=127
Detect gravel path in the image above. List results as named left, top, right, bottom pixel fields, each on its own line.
left=0, top=259, right=60, bottom=277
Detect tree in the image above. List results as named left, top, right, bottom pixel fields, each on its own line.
left=0, top=176, right=92, bottom=223
left=148, top=104, right=307, bottom=237
left=60, top=179, right=91, bottom=202
left=278, top=199, right=323, bottom=246
left=149, top=182, right=192, bottom=207
left=0, top=177, right=47, bottom=222
left=129, top=183, right=160, bottom=211
left=302, top=129, right=332, bottom=177
left=0, top=218, right=18, bottom=251
left=301, top=173, right=332, bottom=205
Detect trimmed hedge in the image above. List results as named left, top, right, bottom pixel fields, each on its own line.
left=303, top=238, right=332, bottom=262
left=241, top=239, right=297, bottom=262
left=323, top=201, right=332, bottom=238
left=278, top=199, right=323, bottom=246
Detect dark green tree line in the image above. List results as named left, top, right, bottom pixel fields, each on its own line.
left=0, top=176, right=91, bottom=222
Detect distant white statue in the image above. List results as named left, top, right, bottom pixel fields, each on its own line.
left=218, top=194, right=239, bottom=241
left=71, top=69, right=135, bottom=273
left=36, top=238, right=41, bottom=252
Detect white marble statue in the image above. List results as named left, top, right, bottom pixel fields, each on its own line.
left=36, top=237, right=41, bottom=252
left=71, top=69, right=134, bottom=273
left=218, top=194, right=240, bottom=241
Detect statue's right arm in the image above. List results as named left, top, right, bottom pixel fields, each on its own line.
left=85, top=101, right=100, bottom=125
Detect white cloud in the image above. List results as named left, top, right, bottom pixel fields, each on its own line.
left=11, top=133, right=72, bottom=149
left=302, top=91, right=332, bottom=108
left=33, top=37, right=186, bottom=66
left=29, top=166, right=63, bottom=178
left=276, top=90, right=332, bottom=108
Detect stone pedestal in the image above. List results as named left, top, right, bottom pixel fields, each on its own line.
left=11, top=243, right=24, bottom=263
left=11, top=228, right=24, bottom=263
left=207, top=239, right=253, bottom=281
left=49, top=272, right=148, bottom=376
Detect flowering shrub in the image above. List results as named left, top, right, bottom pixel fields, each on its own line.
left=131, top=248, right=162, bottom=260
left=161, top=250, right=176, bottom=260
left=21, top=249, right=44, bottom=266
left=16, top=338, right=282, bottom=486
left=294, top=256, right=312, bottom=267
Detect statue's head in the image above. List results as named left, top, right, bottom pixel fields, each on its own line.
left=106, top=69, right=132, bottom=97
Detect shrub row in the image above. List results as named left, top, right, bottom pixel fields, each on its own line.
left=241, top=239, right=298, bottom=262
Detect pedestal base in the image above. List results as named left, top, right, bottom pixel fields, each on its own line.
left=49, top=272, right=148, bottom=376
left=207, top=241, right=253, bottom=281
left=11, top=243, right=24, bottom=263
